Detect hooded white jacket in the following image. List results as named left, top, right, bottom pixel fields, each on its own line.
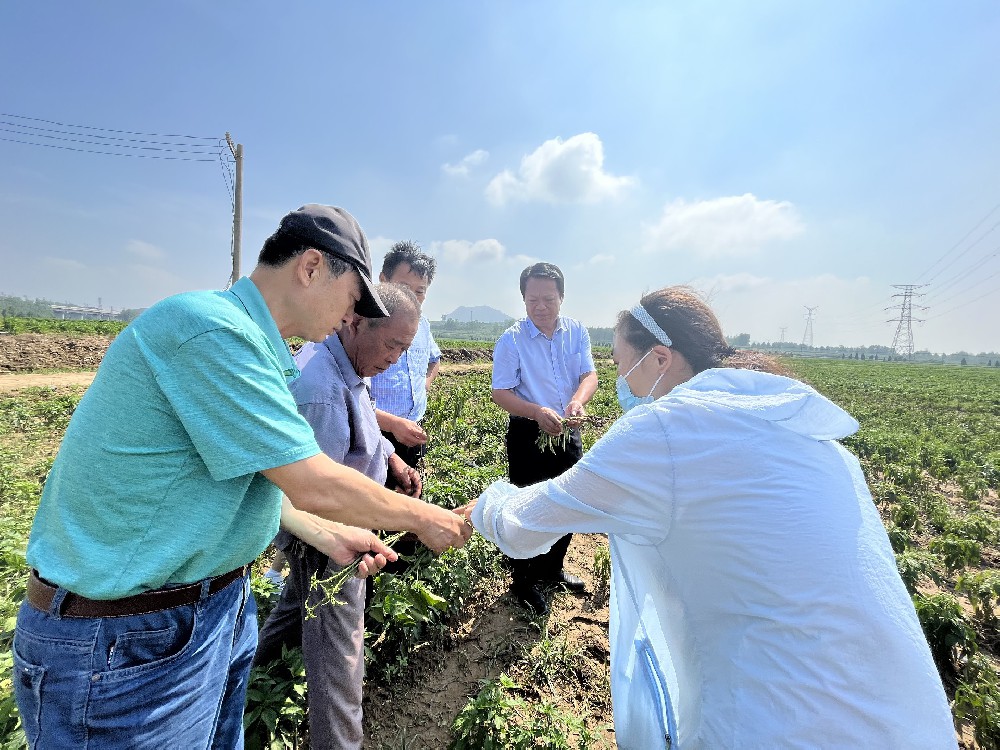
left=473, top=368, right=956, bottom=749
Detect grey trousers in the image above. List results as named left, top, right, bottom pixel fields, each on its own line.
left=255, top=537, right=365, bottom=750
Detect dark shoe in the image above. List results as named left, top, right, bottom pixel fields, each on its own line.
left=513, top=584, right=549, bottom=616
left=555, top=571, right=586, bottom=593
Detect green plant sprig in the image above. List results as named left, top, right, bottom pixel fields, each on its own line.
left=305, top=531, right=406, bottom=619
left=535, top=416, right=598, bottom=454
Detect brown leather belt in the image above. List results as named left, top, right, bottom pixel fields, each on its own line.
left=27, top=565, right=249, bottom=618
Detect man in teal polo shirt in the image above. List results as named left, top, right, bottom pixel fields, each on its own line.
left=13, top=204, right=473, bottom=748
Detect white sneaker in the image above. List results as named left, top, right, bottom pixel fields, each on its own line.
left=263, top=569, right=285, bottom=589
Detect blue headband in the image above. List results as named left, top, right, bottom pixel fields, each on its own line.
left=630, top=304, right=672, bottom=346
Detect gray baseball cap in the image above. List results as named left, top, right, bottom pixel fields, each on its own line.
left=277, top=204, right=389, bottom=318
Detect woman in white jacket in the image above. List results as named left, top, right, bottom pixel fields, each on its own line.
left=467, top=286, right=956, bottom=749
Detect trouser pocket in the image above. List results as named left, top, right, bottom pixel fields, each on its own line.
left=11, top=650, right=45, bottom=749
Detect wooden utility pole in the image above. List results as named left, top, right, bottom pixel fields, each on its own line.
left=225, top=132, right=243, bottom=288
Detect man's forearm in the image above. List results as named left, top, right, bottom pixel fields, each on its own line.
left=570, top=371, right=599, bottom=407
left=375, top=408, right=395, bottom=433
left=491, top=388, right=540, bottom=420
left=426, top=360, right=440, bottom=390
left=264, top=454, right=433, bottom=532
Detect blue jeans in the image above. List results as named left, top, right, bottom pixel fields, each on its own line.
left=12, top=572, right=257, bottom=749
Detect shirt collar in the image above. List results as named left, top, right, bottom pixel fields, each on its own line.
left=226, top=277, right=300, bottom=382
left=525, top=316, right=567, bottom=339
left=324, top=332, right=364, bottom=391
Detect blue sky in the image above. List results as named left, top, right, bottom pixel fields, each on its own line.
left=2, top=2, right=998, bottom=353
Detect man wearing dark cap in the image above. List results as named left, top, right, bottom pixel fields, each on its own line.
left=13, top=204, right=473, bottom=747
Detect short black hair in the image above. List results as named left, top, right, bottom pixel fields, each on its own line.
left=381, top=240, right=437, bottom=283
left=519, top=262, right=565, bottom=298
left=258, top=230, right=353, bottom=277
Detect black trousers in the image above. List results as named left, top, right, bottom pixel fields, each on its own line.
left=381, top=429, right=427, bottom=486
left=505, top=416, right=583, bottom=588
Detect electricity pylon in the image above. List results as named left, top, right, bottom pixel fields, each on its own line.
left=801, top=307, right=817, bottom=348
left=887, top=285, right=927, bottom=359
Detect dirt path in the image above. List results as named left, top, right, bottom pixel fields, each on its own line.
left=0, top=365, right=488, bottom=394
left=0, top=332, right=493, bottom=391
left=438, top=361, right=492, bottom=376
left=0, top=371, right=97, bottom=392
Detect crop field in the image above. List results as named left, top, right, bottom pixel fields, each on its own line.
left=0, top=316, right=128, bottom=337
left=1, top=356, right=999, bottom=748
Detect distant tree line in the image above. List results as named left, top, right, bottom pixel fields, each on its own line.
left=733, top=333, right=1000, bottom=366
left=0, top=294, right=142, bottom=323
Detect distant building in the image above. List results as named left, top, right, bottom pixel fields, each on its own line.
left=51, top=305, right=116, bottom=321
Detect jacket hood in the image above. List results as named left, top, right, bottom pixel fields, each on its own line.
left=665, top=367, right=859, bottom=441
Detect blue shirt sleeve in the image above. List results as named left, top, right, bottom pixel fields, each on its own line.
left=491, top=330, right=520, bottom=390
left=297, top=399, right=352, bottom=464
left=156, top=327, right=320, bottom=481
left=579, top=326, right=596, bottom=376
left=428, top=328, right=441, bottom=363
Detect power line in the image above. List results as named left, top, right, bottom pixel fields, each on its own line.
left=0, top=112, right=219, bottom=140
left=922, top=244, right=1000, bottom=304
left=922, top=220, right=1000, bottom=296
left=926, top=283, right=1000, bottom=321
left=0, top=136, right=223, bottom=162
left=916, top=200, right=1000, bottom=283
left=0, top=119, right=220, bottom=148
left=0, top=125, right=225, bottom=156
left=2, top=111, right=243, bottom=288
left=218, top=149, right=235, bottom=208
left=926, top=265, right=1000, bottom=310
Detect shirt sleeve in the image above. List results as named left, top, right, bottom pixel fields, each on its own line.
left=491, top=330, right=520, bottom=390
left=472, top=405, right=672, bottom=555
left=156, top=327, right=320, bottom=481
left=427, top=328, right=441, bottom=363
left=381, top=434, right=396, bottom=458
left=578, top=325, right=596, bottom=376
left=297, top=398, right=352, bottom=465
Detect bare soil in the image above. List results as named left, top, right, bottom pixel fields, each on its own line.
left=0, top=335, right=493, bottom=389
left=362, top=533, right=615, bottom=749
left=0, top=333, right=115, bottom=373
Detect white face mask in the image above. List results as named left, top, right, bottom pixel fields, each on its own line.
left=615, top=350, right=664, bottom=413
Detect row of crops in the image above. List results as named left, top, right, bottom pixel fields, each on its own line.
left=0, top=316, right=129, bottom=336
left=1, top=358, right=999, bottom=747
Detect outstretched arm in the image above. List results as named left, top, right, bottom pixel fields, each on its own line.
left=264, top=454, right=470, bottom=553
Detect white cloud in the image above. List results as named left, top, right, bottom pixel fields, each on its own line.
left=442, top=149, right=489, bottom=177
left=125, top=239, right=165, bottom=261
left=486, top=133, right=634, bottom=206
left=643, top=193, right=804, bottom=258
left=432, top=238, right=508, bottom=264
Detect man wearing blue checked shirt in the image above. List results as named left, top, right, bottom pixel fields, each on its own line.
left=372, top=241, right=442, bottom=478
